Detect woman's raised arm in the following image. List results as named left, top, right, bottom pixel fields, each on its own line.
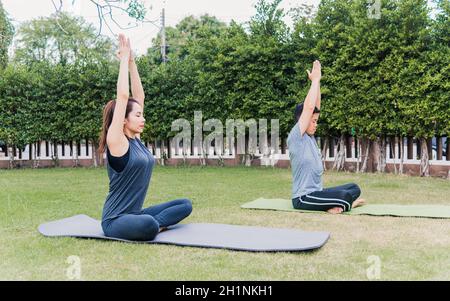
left=107, top=34, right=131, bottom=155
left=129, top=41, right=145, bottom=109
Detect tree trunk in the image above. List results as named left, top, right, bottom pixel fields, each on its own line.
left=446, top=136, right=450, bottom=161
left=419, top=137, right=430, bottom=177
left=399, top=136, right=404, bottom=175
left=91, top=139, right=99, bottom=168
left=245, top=155, right=252, bottom=167
left=55, top=141, right=59, bottom=166
left=8, top=144, right=15, bottom=169
left=360, top=138, right=370, bottom=173
left=244, top=133, right=254, bottom=167
left=167, top=139, right=172, bottom=163
left=233, top=138, right=239, bottom=167
left=217, top=137, right=225, bottom=167
left=346, top=135, right=352, bottom=158
left=376, top=136, right=387, bottom=173
left=199, top=137, right=207, bottom=166
left=260, top=132, right=269, bottom=167
left=321, top=137, right=329, bottom=171
left=160, top=140, right=166, bottom=166
left=182, top=139, right=187, bottom=167
left=280, top=137, right=286, bottom=154
left=239, top=132, right=246, bottom=166
left=333, top=134, right=346, bottom=171
left=50, top=142, right=56, bottom=167
left=390, top=136, right=397, bottom=174
left=73, top=141, right=80, bottom=167
left=427, top=138, right=433, bottom=160
left=50, top=141, right=54, bottom=166
left=180, top=137, right=189, bottom=166
left=329, top=137, right=335, bottom=158
left=407, top=136, right=413, bottom=159
left=72, top=141, right=79, bottom=167
left=33, top=142, right=40, bottom=168
left=356, top=137, right=360, bottom=173
left=436, top=136, right=443, bottom=161
left=416, top=138, right=421, bottom=160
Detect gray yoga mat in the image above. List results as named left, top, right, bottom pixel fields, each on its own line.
left=38, top=214, right=330, bottom=252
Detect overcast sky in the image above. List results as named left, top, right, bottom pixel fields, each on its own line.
left=3, top=0, right=320, bottom=55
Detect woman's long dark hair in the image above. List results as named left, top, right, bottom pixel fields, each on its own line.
left=98, top=98, right=140, bottom=153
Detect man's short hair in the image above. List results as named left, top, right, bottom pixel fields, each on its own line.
left=294, top=103, right=320, bottom=123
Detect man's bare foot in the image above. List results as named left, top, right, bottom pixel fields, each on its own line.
left=159, top=227, right=168, bottom=233
left=352, top=198, right=366, bottom=209
left=327, top=207, right=344, bottom=214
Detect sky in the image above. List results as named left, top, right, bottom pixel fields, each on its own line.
left=2, top=0, right=320, bottom=55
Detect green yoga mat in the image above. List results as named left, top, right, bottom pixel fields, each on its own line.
left=241, top=198, right=450, bottom=219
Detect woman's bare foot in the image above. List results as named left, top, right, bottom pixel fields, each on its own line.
left=352, top=198, right=366, bottom=209
left=327, top=207, right=344, bottom=214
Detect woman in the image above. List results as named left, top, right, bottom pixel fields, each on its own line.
left=98, top=34, right=192, bottom=240
left=287, top=60, right=366, bottom=214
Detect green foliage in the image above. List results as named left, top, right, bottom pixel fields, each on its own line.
left=0, top=64, right=37, bottom=147
left=146, top=14, right=227, bottom=63
left=13, top=12, right=114, bottom=66
left=124, top=0, right=147, bottom=21
left=139, top=57, right=197, bottom=140
left=0, top=0, right=448, bottom=152
left=0, top=1, right=14, bottom=69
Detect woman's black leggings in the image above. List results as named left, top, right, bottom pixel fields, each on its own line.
left=292, top=183, right=361, bottom=212
left=102, top=198, right=192, bottom=241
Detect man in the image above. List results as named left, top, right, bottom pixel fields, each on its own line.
left=287, top=60, right=365, bottom=214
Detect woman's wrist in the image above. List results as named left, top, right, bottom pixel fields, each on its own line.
left=120, top=55, right=130, bottom=62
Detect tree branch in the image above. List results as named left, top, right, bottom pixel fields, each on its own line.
left=51, top=0, right=69, bottom=34
left=50, top=0, right=159, bottom=37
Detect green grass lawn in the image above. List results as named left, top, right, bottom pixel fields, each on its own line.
left=0, top=166, right=449, bottom=280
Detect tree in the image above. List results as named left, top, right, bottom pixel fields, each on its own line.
left=428, top=0, right=450, bottom=141
left=75, top=60, right=117, bottom=167
left=146, top=14, right=227, bottom=63
left=387, top=0, right=435, bottom=176
left=250, top=0, right=289, bottom=41
left=312, top=0, right=355, bottom=171
left=0, top=0, right=14, bottom=69
left=185, top=0, right=295, bottom=165
left=13, top=12, right=114, bottom=66
left=138, top=57, right=197, bottom=164
left=0, top=65, right=38, bottom=168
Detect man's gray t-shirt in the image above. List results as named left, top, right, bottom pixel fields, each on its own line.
left=287, top=122, right=323, bottom=199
